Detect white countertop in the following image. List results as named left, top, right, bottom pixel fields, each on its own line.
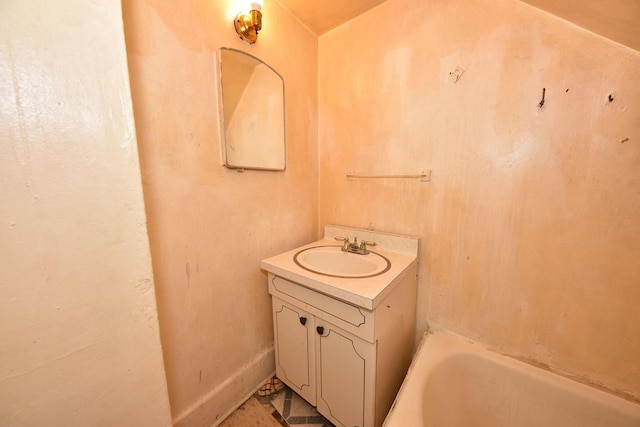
left=260, top=226, right=419, bottom=310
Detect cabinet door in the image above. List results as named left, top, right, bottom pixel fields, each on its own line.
left=272, top=298, right=316, bottom=404
left=315, top=320, right=375, bottom=427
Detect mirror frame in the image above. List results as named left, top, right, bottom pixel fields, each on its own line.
left=216, top=47, right=286, bottom=171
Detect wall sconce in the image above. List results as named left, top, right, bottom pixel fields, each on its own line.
left=234, top=1, right=263, bottom=44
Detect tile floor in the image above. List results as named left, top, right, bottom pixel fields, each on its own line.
left=220, top=377, right=334, bottom=427
left=218, top=396, right=282, bottom=427
left=246, top=377, right=334, bottom=427
left=270, top=387, right=334, bottom=427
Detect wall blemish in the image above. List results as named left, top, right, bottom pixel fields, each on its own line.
left=186, top=262, right=191, bottom=288
left=538, top=87, right=546, bottom=108
left=448, top=66, right=465, bottom=83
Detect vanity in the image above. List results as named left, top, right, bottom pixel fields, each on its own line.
left=260, top=225, right=419, bottom=427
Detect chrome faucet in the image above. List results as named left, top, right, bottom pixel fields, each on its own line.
left=334, top=236, right=377, bottom=255
left=335, top=236, right=354, bottom=251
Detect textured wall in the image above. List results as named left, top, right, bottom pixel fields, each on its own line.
left=122, top=0, right=318, bottom=425
left=0, top=0, right=172, bottom=425
left=520, top=0, right=640, bottom=52
left=319, top=0, right=640, bottom=399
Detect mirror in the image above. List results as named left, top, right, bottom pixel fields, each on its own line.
left=217, top=48, right=286, bottom=171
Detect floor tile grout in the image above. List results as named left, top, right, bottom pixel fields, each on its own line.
left=255, top=377, right=334, bottom=427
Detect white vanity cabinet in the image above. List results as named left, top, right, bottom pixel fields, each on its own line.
left=262, top=225, right=419, bottom=427
left=268, top=269, right=417, bottom=427
left=315, top=317, right=374, bottom=427
left=271, top=297, right=317, bottom=404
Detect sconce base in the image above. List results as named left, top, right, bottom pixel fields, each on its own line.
left=234, top=10, right=262, bottom=44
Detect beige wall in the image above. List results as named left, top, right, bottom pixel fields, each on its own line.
left=521, top=0, right=640, bottom=52
left=0, top=0, right=172, bottom=426
left=122, top=0, right=318, bottom=425
left=2, top=0, right=636, bottom=425
left=319, top=0, right=640, bottom=400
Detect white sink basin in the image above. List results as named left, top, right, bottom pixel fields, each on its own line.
left=293, top=245, right=391, bottom=278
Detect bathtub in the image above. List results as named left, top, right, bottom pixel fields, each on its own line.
left=383, top=332, right=640, bottom=427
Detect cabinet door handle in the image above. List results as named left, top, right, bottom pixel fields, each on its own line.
left=299, top=317, right=307, bottom=326
left=316, top=326, right=324, bottom=335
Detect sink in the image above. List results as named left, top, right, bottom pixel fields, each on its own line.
left=293, top=245, right=391, bottom=278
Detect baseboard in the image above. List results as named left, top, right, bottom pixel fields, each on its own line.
left=173, top=345, right=275, bottom=427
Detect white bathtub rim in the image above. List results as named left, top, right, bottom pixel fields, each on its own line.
left=383, top=329, right=640, bottom=426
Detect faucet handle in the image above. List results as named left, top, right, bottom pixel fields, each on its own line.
left=336, top=236, right=352, bottom=252
left=360, top=240, right=376, bottom=254
left=359, top=239, right=376, bottom=253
